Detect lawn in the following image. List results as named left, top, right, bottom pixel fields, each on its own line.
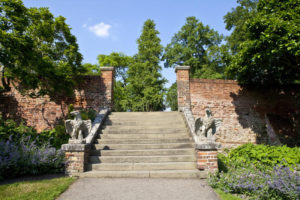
left=214, top=188, right=243, bottom=200
left=0, top=177, right=76, bottom=200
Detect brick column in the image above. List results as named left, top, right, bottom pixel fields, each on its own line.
left=195, top=144, right=219, bottom=172
left=175, top=66, right=191, bottom=111
left=62, top=144, right=91, bottom=175
left=100, top=67, right=115, bottom=110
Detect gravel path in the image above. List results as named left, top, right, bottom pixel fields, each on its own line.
left=58, top=178, right=220, bottom=200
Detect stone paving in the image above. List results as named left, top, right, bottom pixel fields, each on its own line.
left=58, top=178, right=220, bottom=200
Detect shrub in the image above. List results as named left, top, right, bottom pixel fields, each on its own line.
left=210, top=144, right=300, bottom=200
left=0, top=114, right=69, bottom=149
left=209, top=165, right=300, bottom=200
left=0, top=136, right=65, bottom=179
left=219, top=144, right=300, bottom=171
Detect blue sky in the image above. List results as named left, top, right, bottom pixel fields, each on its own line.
left=23, top=0, right=237, bottom=88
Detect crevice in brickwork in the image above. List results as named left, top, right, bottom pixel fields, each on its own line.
left=230, top=86, right=300, bottom=147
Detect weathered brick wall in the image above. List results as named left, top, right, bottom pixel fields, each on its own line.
left=190, top=79, right=300, bottom=148
left=0, top=68, right=114, bottom=132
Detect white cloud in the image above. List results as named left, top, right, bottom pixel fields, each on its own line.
left=82, top=24, right=87, bottom=28
left=88, top=22, right=111, bottom=37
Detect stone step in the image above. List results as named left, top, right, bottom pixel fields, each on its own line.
left=99, top=133, right=189, bottom=139
left=104, top=119, right=183, bottom=125
left=109, top=112, right=180, bottom=117
left=92, top=143, right=194, bottom=150
left=76, top=170, right=207, bottom=178
left=101, top=129, right=186, bottom=134
left=87, top=162, right=196, bottom=171
left=95, top=138, right=192, bottom=144
left=89, top=155, right=196, bottom=163
left=102, top=125, right=186, bottom=130
left=90, top=148, right=195, bottom=156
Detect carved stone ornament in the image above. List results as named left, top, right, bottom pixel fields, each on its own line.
left=65, top=111, right=92, bottom=144
left=194, top=109, right=222, bottom=143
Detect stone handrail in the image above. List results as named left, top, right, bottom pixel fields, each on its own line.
left=86, top=108, right=109, bottom=144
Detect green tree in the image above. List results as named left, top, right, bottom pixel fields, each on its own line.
left=224, top=0, right=258, bottom=54
left=125, top=19, right=166, bottom=111
left=165, top=83, right=178, bottom=111
left=226, top=0, right=300, bottom=85
left=82, top=63, right=100, bottom=75
left=0, top=0, right=85, bottom=97
left=163, top=16, right=224, bottom=79
left=98, top=52, right=133, bottom=83
left=97, top=52, right=133, bottom=111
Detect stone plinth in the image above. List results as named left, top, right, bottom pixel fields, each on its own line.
left=196, top=144, right=218, bottom=172
left=62, top=144, right=91, bottom=175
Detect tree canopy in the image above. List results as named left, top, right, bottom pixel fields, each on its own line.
left=0, top=0, right=85, bottom=97
left=224, top=0, right=258, bottom=54
left=226, top=0, right=300, bottom=85
left=125, top=19, right=166, bottom=111
left=163, top=16, right=225, bottom=79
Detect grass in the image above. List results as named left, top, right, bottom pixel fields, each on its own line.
left=214, top=188, right=244, bottom=200
left=0, top=177, right=76, bottom=200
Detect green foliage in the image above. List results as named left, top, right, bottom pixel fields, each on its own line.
left=165, top=83, right=178, bottom=111
left=219, top=144, right=300, bottom=171
left=0, top=114, right=69, bottom=149
left=125, top=19, right=166, bottom=111
left=163, top=16, right=225, bottom=79
left=0, top=177, right=76, bottom=200
left=98, top=52, right=133, bottom=82
left=97, top=52, right=133, bottom=111
left=225, top=0, right=300, bottom=85
left=224, top=0, right=258, bottom=54
left=83, top=63, right=100, bottom=75
left=210, top=144, right=300, bottom=200
left=113, top=80, right=128, bottom=112
left=0, top=0, right=85, bottom=97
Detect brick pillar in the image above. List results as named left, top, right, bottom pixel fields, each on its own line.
left=196, top=149, right=218, bottom=172
left=175, top=66, right=191, bottom=111
left=100, top=67, right=114, bottom=110
left=62, top=144, right=91, bottom=176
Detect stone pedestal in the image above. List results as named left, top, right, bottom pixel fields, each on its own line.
left=62, top=144, right=91, bottom=175
left=195, top=143, right=219, bottom=172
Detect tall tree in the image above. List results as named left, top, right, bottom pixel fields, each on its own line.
left=224, top=0, right=258, bottom=54
left=163, top=16, right=224, bottom=79
left=82, top=63, right=100, bottom=75
left=97, top=52, right=133, bottom=111
left=0, top=0, right=85, bottom=97
left=226, top=0, right=300, bottom=85
left=165, top=83, right=178, bottom=111
left=126, top=19, right=166, bottom=111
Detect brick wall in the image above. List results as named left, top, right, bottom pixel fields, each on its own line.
left=0, top=67, right=114, bottom=132
left=189, top=79, right=300, bottom=148
left=176, top=66, right=300, bottom=149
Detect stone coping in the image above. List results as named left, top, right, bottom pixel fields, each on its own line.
left=62, top=143, right=91, bottom=152
left=175, top=66, right=190, bottom=72
left=100, top=67, right=114, bottom=71
left=195, top=143, right=221, bottom=150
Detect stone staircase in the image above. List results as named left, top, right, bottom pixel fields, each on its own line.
left=79, top=112, right=205, bottom=178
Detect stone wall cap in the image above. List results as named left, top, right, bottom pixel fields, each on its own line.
left=61, top=143, right=90, bottom=152
left=175, top=66, right=190, bottom=72
left=195, top=143, right=221, bottom=150
left=100, top=67, right=114, bottom=71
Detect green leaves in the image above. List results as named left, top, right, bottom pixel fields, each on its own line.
left=163, top=16, right=225, bottom=79
left=0, top=0, right=85, bottom=97
left=125, top=19, right=166, bottom=111
left=225, top=0, right=300, bottom=85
